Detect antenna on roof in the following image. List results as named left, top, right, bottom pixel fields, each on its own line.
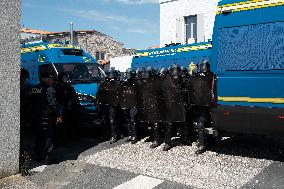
left=70, top=22, right=74, bottom=46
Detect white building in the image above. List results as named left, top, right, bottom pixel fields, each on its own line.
left=109, top=56, right=133, bottom=72
left=160, top=0, right=220, bottom=47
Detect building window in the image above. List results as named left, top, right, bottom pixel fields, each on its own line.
left=101, top=52, right=105, bottom=60
left=96, top=51, right=106, bottom=60
left=96, top=52, right=100, bottom=60
left=185, top=15, right=197, bottom=44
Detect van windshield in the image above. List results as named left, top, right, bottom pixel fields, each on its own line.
left=54, top=63, right=102, bottom=83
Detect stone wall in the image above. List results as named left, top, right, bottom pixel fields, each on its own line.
left=0, top=0, right=21, bottom=178
left=160, top=0, right=220, bottom=47
left=46, top=32, right=135, bottom=61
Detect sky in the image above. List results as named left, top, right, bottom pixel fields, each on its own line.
left=22, top=0, right=160, bottom=49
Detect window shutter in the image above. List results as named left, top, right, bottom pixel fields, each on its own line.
left=176, top=17, right=184, bottom=44
left=197, top=14, right=205, bottom=43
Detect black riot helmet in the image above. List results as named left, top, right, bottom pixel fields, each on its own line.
left=144, top=67, right=156, bottom=79
left=180, top=66, right=189, bottom=78
left=108, top=68, right=118, bottom=80
left=124, top=68, right=135, bottom=81
left=199, top=59, right=211, bottom=73
left=159, top=67, right=168, bottom=77
left=125, top=68, right=132, bottom=79
left=169, top=64, right=181, bottom=79
left=135, top=68, right=143, bottom=79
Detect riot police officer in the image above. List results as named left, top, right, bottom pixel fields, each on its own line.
left=137, top=67, right=164, bottom=148
left=54, top=72, right=80, bottom=143
left=149, top=68, right=167, bottom=149
left=20, top=68, right=31, bottom=157
left=134, top=68, right=153, bottom=142
left=97, top=69, right=121, bottom=144
left=161, top=64, right=186, bottom=151
left=119, top=68, right=139, bottom=144
left=189, top=59, right=215, bottom=154
left=32, top=73, right=63, bottom=163
left=180, top=66, right=192, bottom=145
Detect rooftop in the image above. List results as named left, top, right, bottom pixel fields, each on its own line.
left=21, top=28, right=123, bottom=45
left=21, top=28, right=53, bottom=35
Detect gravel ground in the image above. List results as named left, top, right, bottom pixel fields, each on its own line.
left=85, top=138, right=275, bottom=189
left=0, top=175, right=37, bottom=189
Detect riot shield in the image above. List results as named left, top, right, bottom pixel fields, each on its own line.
left=161, top=76, right=186, bottom=122
left=134, top=78, right=145, bottom=109
left=139, top=76, right=164, bottom=123
left=119, top=81, right=138, bottom=109
left=108, top=81, right=120, bottom=106
left=181, top=77, right=190, bottom=107
left=97, top=81, right=108, bottom=105
left=98, top=81, right=120, bottom=106
left=188, top=74, right=213, bottom=106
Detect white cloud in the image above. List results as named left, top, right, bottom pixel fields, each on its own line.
left=59, top=8, right=150, bottom=25
left=109, top=26, right=121, bottom=30
left=127, top=28, right=149, bottom=34
left=102, top=0, right=159, bottom=4
left=116, top=0, right=159, bottom=4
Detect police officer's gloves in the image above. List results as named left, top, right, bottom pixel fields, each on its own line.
left=56, top=116, right=63, bottom=124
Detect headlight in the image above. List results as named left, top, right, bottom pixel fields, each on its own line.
left=77, top=93, right=96, bottom=103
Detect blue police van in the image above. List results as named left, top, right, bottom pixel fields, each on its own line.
left=132, top=42, right=212, bottom=71
left=210, top=0, right=284, bottom=136
left=21, top=42, right=105, bottom=127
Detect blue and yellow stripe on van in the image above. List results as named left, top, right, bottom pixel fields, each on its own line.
left=47, top=44, right=80, bottom=49
left=216, top=0, right=284, bottom=15
left=21, top=45, right=47, bottom=54
left=21, top=43, right=80, bottom=54
left=218, top=96, right=284, bottom=104
left=134, top=43, right=212, bottom=57
left=177, top=43, right=212, bottom=52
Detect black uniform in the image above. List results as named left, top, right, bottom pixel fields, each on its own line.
left=54, top=73, right=80, bottom=142
left=32, top=81, right=62, bottom=162
left=20, top=69, right=31, bottom=157
left=188, top=60, right=215, bottom=154
left=151, top=72, right=168, bottom=149
left=136, top=67, right=164, bottom=148
left=119, top=69, right=139, bottom=143
left=142, top=76, right=164, bottom=122
left=161, top=65, right=186, bottom=151
left=134, top=68, right=153, bottom=141
left=98, top=70, right=120, bottom=144
left=180, top=67, right=193, bottom=145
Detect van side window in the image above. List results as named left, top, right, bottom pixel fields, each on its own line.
left=61, top=49, right=84, bottom=56
left=39, top=64, right=57, bottom=78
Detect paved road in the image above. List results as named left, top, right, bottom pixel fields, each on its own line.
left=1, top=136, right=284, bottom=189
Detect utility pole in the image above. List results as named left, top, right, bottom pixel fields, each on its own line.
left=70, top=21, right=74, bottom=45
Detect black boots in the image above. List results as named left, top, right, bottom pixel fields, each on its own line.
left=195, top=146, right=206, bottom=154
left=150, top=123, right=162, bottom=148
left=150, top=140, right=162, bottom=148
left=195, top=122, right=206, bottom=154
left=163, top=123, right=173, bottom=151
left=110, top=136, right=118, bottom=144
left=125, top=136, right=132, bottom=142
left=131, top=137, right=139, bottom=144
left=163, top=143, right=172, bottom=151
